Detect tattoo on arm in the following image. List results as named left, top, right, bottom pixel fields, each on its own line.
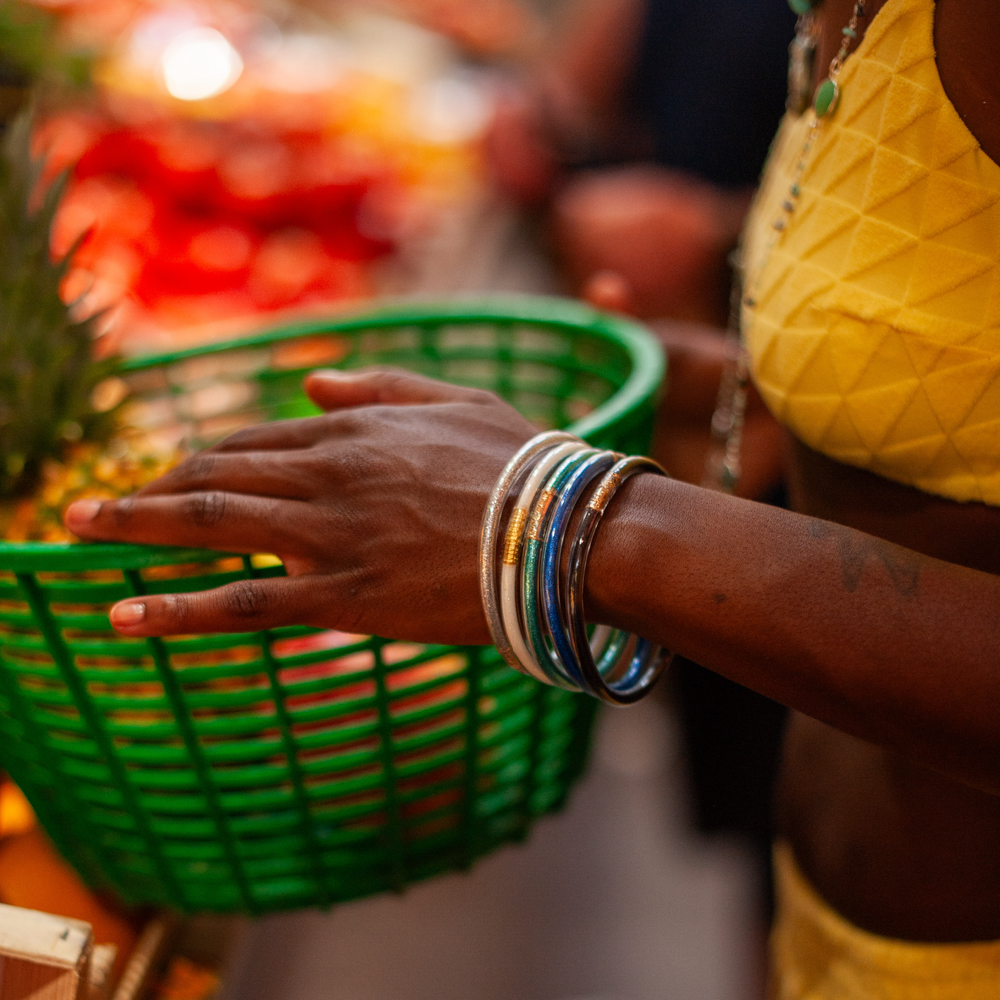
left=808, top=519, right=921, bottom=598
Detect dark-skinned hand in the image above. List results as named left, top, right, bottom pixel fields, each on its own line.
left=65, top=369, right=537, bottom=645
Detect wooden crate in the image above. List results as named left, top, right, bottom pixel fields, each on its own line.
left=0, top=903, right=92, bottom=1000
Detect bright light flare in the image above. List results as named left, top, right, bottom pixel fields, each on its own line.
left=409, top=76, right=491, bottom=144
left=162, top=27, right=243, bottom=101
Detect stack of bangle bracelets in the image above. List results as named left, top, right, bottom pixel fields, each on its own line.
left=480, top=430, right=673, bottom=705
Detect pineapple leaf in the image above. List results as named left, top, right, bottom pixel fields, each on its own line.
left=0, top=108, right=120, bottom=498
left=0, top=2, right=92, bottom=90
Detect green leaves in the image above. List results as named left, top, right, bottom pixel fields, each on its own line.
left=0, top=2, right=91, bottom=90
left=0, top=110, right=120, bottom=497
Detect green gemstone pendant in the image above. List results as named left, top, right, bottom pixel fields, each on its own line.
left=788, top=0, right=815, bottom=14
left=814, top=77, right=840, bottom=117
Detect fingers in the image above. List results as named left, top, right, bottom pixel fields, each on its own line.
left=65, top=491, right=321, bottom=557
left=200, top=369, right=492, bottom=453
left=136, top=450, right=317, bottom=500
left=107, top=573, right=336, bottom=637
left=304, top=367, right=489, bottom=412
left=209, top=415, right=335, bottom=453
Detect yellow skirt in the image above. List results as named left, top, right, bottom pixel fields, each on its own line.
left=771, top=843, right=1000, bottom=998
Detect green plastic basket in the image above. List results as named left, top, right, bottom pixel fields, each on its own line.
left=0, top=296, right=663, bottom=914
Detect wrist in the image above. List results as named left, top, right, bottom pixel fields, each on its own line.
left=584, top=472, right=672, bottom=631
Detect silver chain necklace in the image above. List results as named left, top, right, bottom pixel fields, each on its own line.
left=702, top=0, right=866, bottom=494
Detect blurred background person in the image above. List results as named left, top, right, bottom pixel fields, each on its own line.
left=489, top=0, right=796, bottom=932
left=487, top=0, right=796, bottom=324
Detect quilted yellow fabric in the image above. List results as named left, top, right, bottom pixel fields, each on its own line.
left=742, top=0, right=1000, bottom=505
left=771, top=843, right=1000, bottom=998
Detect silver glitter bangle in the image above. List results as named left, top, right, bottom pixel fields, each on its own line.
left=479, top=430, right=580, bottom=674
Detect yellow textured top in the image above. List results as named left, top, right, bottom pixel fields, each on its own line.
left=771, top=843, right=1000, bottom=998
left=742, top=0, right=1000, bottom=505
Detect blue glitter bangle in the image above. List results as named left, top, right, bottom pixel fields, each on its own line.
left=540, top=450, right=618, bottom=689
left=521, top=449, right=609, bottom=687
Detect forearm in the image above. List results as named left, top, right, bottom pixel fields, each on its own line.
left=587, top=476, right=1000, bottom=791
left=68, top=367, right=1000, bottom=791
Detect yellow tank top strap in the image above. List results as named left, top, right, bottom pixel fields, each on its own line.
left=742, top=0, right=1000, bottom=505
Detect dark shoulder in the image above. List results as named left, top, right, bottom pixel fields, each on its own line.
left=935, top=0, right=1000, bottom=162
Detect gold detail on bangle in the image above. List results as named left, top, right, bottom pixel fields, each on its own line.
left=526, top=489, right=556, bottom=541
left=502, top=508, right=528, bottom=565
left=588, top=471, right=622, bottom=511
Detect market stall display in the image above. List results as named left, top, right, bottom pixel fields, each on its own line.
left=36, top=0, right=493, bottom=352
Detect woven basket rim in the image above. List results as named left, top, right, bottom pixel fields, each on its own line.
left=0, top=294, right=663, bottom=570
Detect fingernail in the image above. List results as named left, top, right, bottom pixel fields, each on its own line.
left=310, top=369, right=348, bottom=379
left=110, top=601, right=146, bottom=628
left=65, top=499, right=102, bottom=525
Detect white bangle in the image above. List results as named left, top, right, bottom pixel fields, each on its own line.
left=479, top=431, right=578, bottom=673
left=500, top=440, right=585, bottom=686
